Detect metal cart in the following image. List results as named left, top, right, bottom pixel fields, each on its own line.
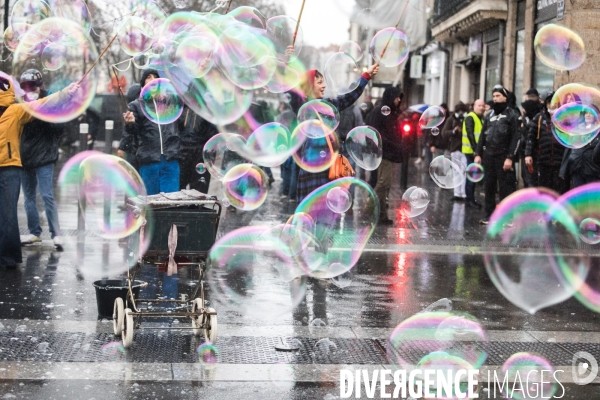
left=113, top=190, right=221, bottom=349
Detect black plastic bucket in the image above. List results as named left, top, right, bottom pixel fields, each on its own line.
left=92, top=279, right=144, bottom=318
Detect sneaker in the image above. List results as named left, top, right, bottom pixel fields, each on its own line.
left=21, top=235, right=41, bottom=246
left=53, top=236, right=64, bottom=252
left=479, top=218, right=489, bottom=225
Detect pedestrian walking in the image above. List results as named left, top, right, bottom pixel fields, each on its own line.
left=18, top=69, right=65, bottom=251
left=474, top=85, right=520, bottom=224
left=123, top=69, right=181, bottom=195
left=366, top=86, right=403, bottom=225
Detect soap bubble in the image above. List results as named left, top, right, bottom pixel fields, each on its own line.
left=420, top=106, right=446, bottom=129
left=173, top=34, right=215, bottom=79
left=117, top=16, right=154, bottom=57
left=294, top=178, right=379, bottom=278
left=197, top=342, right=218, bottom=369
left=429, top=155, right=466, bottom=189
left=579, top=218, right=600, bottom=245
left=292, top=125, right=339, bottom=173
left=228, top=6, right=266, bottom=29
left=431, top=127, right=440, bottom=136
left=534, top=24, right=585, bottom=71
left=41, top=42, right=66, bottom=71
left=466, top=163, right=484, bottom=183
left=339, top=40, right=363, bottom=62
left=11, top=0, right=52, bottom=36
left=484, top=188, right=589, bottom=314
left=381, top=105, right=391, bottom=116
left=297, top=100, right=340, bottom=138
left=139, top=78, right=183, bottom=125
left=388, top=311, right=488, bottom=371
left=551, top=123, right=598, bottom=149
left=12, top=17, right=99, bottom=123
left=326, top=187, right=352, bottom=214
left=401, top=186, right=429, bottom=218
left=266, top=15, right=303, bottom=62
left=502, top=353, right=557, bottom=399
left=265, top=57, right=306, bottom=94
left=3, top=25, right=21, bottom=52
left=311, top=318, right=326, bottom=327
left=552, top=102, right=600, bottom=136
left=195, top=163, right=207, bottom=174
left=549, top=83, right=600, bottom=114
left=346, top=126, right=383, bottom=171
left=315, top=338, right=337, bottom=355
left=369, top=27, right=409, bottom=67
left=324, top=52, right=361, bottom=95
left=360, top=103, right=368, bottom=111
left=207, top=226, right=308, bottom=318
left=203, top=133, right=251, bottom=180
left=330, top=269, right=353, bottom=289
left=223, top=164, right=269, bottom=211
left=101, top=342, right=126, bottom=361
left=49, top=0, right=91, bottom=33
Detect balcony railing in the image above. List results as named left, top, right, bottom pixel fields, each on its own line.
left=433, top=0, right=473, bottom=24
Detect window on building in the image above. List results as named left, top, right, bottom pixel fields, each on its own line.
left=533, top=21, right=555, bottom=94
left=513, top=30, right=525, bottom=99
left=485, top=41, right=500, bottom=100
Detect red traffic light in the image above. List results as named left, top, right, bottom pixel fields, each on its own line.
left=402, top=123, right=412, bottom=134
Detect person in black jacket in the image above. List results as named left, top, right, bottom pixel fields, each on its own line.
left=520, top=99, right=542, bottom=188
left=525, top=92, right=568, bottom=194
left=366, top=86, right=403, bottom=225
left=123, top=69, right=180, bottom=195
left=117, top=84, right=141, bottom=170
left=178, top=105, right=218, bottom=193
left=474, top=85, right=520, bottom=224
left=18, top=69, right=64, bottom=251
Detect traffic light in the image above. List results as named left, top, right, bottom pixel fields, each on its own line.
left=402, top=122, right=412, bottom=135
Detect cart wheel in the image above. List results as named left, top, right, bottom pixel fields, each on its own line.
left=113, top=297, right=124, bottom=336
left=191, top=298, right=203, bottom=336
left=203, top=307, right=218, bottom=344
left=122, top=308, right=134, bottom=349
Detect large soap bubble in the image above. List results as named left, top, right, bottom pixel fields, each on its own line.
left=12, top=17, right=99, bottom=123
left=117, top=16, right=154, bottom=57
left=502, top=353, right=557, bottom=399
left=139, top=78, right=183, bottom=125
left=401, top=186, right=429, bottom=218
left=266, top=15, right=303, bottom=62
left=346, top=126, right=382, bottom=171
left=484, top=188, right=589, bottom=314
left=369, top=27, right=409, bottom=67
left=420, top=106, right=446, bottom=129
left=292, top=125, right=339, bottom=173
left=265, top=57, right=306, bottom=94
left=203, top=133, right=252, bottom=180
left=429, top=155, right=466, bottom=189
left=297, top=100, right=340, bottom=138
left=549, top=83, right=600, bottom=115
left=324, top=52, right=361, bottom=96
left=551, top=124, right=598, bottom=149
left=223, top=164, right=269, bottom=211
left=228, top=6, right=266, bottom=29
left=339, top=40, right=363, bottom=62
left=11, top=0, right=52, bottom=36
left=206, top=226, right=307, bottom=318
left=534, top=24, right=585, bottom=71
left=552, top=102, right=600, bottom=136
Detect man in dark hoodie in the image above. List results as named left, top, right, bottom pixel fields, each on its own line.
left=474, top=85, right=520, bottom=224
left=18, top=69, right=64, bottom=251
left=525, top=92, right=567, bottom=194
left=366, top=86, right=403, bottom=225
left=124, top=69, right=180, bottom=195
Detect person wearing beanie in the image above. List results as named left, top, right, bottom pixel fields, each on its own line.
left=474, top=85, right=521, bottom=224
left=525, top=92, right=567, bottom=194
left=123, top=69, right=181, bottom=195
left=526, top=88, right=540, bottom=103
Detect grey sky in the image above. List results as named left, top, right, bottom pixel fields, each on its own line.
left=275, top=0, right=354, bottom=48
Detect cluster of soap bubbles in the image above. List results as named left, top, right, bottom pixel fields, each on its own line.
left=483, top=187, right=598, bottom=315
left=57, top=152, right=152, bottom=279
left=401, top=186, right=430, bottom=218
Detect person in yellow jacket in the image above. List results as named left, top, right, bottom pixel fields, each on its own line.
left=462, top=99, right=485, bottom=209
left=0, top=74, right=79, bottom=269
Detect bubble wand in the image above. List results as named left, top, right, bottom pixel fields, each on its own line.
left=225, top=0, right=233, bottom=13
left=77, top=31, right=120, bottom=85
left=292, top=0, right=306, bottom=47
left=378, top=0, right=411, bottom=62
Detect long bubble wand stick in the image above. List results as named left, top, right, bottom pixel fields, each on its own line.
left=225, top=0, right=233, bottom=13
left=378, top=0, right=411, bottom=61
left=77, top=31, right=120, bottom=85
left=292, top=0, right=306, bottom=47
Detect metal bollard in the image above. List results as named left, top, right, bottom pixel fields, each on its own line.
left=77, top=123, right=89, bottom=239
left=104, top=120, right=114, bottom=154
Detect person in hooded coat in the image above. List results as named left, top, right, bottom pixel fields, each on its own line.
left=366, top=86, right=403, bottom=225
left=0, top=74, right=79, bottom=268
left=123, top=69, right=180, bottom=195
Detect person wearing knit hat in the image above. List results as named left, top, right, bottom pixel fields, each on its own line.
left=474, top=85, right=521, bottom=224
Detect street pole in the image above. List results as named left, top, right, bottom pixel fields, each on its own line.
left=103, top=120, right=114, bottom=232
left=104, top=120, right=114, bottom=154
left=77, top=123, right=89, bottom=240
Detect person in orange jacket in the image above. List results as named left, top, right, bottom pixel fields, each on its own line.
left=0, top=73, right=79, bottom=269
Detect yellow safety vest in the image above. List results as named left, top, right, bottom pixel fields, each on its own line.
left=462, top=112, right=482, bottom=154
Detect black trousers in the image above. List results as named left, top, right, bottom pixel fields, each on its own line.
left=179, top=147, right=211, bottom=194
left=465, top=154, right=476, bottom=201
left=538, top=164, right=569, bottom=194
left=483, top=156, right=517, bottom=217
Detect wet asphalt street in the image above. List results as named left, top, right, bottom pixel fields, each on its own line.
left=1, top=152, right=599, bottom=399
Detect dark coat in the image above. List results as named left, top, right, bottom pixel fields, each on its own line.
left=20, top=90, right=63, bottom=169
left=178, top=106, right=218, bottom=151
left=525, top=111, right=565, bottom=167
left=476, top=105, right=521, bottom=160
left=560, top=136, right=600, bottom=178
left=118, top=84, right=141, bottom=155
left=442, top=114, right=464, bottom=153
left=365, top=87, right=402, bottom=164
left=124, top=70, right=180, bottom=166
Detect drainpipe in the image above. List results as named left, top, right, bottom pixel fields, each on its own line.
left=498, top=21, right=505, bottom=84
left=438, top=42, right=450, bottom=105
